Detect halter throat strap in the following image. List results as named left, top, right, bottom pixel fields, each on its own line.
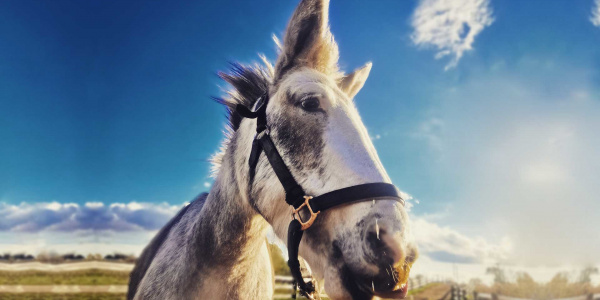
left=236, top=93, right=404, bottom=299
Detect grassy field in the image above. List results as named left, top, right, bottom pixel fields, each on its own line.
left=0, top=270, right=130, bottom=285
left=408, top=282, right=441, bottom=296
left=0, top=269, right=308, bottom=299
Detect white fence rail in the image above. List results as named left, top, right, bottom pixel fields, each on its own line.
left=273, top=276, right=327, bottom=299
left=0, top=285, right=127, bottom=294
left=0, top=261, right=133, bottom=272
left=475, top=292, right=600, bottom=300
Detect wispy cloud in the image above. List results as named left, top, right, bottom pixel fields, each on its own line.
left=411, top=216, right=511, bottom=264
left=410, top=60, right=600, bottom=266
left=592, top=0, right=600, bottom=27
left=412, top=117, right=445, bottom=154
left=0, top=201, right=181, bottom=233
left=411, top=0, right=494, bottom=70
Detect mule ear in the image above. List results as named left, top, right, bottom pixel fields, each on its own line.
left=274, top=0, right=339, bottom=80
left=339, top=62, right=372, bottom=99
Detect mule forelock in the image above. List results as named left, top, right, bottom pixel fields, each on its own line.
left=211, top=58, right=273, bottom=177
left=215, top=59, right=273, bottom=131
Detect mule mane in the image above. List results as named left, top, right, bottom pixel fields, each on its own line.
left=215, top=60, right=273, bottom=131
left=211, top=57, right=273, bottom=176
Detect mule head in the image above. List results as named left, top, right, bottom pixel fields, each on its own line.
left=236, top=0, right=418, bottom=299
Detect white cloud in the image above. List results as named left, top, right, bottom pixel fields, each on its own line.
left=592, top=0, right=600, bottom=27
left=1, top=201, right=182, bottom=256
left=370, top=133, right=384, bottom=141
left=411, top=215, right=511, bottom=264
left=85, top=202, right=104, bottom=209
left=411, top=0, right=494, bottom=70
left=0, top=230, right=155, bottom=256
left=0, top=201, right=182, bottom=233
left=412, top=117, right=445, bottom=153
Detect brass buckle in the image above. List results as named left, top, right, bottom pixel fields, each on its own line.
left=292, top=196, right=320, bottom=231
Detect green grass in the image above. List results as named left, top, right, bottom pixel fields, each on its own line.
left=0, top=294, right=125, bottom=300
left=408, top=282, right=441, bottom=296
left=0, top=270, right=130, bottom=285
left=268, top=243, right=291, bottom=276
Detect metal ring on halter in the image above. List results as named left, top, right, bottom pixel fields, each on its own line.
left=292, top=196, right=320, bottom=231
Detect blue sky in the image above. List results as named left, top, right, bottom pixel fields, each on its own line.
left=2, top=0, right=600, bottom=281
left=1, top=0, right=598, bottom=205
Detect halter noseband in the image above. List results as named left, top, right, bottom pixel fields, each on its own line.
left=236, top=92, right=404, bottom=299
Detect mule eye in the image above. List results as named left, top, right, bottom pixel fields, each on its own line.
left=300, top=97, right=320, bottom=112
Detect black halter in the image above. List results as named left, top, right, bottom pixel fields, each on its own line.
left=236, top=92, right=404, bottom=299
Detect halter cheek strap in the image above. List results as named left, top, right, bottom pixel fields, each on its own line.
left=236, top=93, right=404, bottom=299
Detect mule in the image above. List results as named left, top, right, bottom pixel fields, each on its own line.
left=127, top=0, right=417, bottom=299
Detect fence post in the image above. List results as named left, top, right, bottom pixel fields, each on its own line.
left=473, top=291, right=478, bottom=300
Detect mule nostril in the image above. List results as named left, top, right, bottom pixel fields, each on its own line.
left=366, top=230, right=387, bottom=253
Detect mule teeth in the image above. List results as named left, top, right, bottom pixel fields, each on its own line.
left=372, top=281, right=375, bottom=292
left=392, top=282, right=406, bottom=291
